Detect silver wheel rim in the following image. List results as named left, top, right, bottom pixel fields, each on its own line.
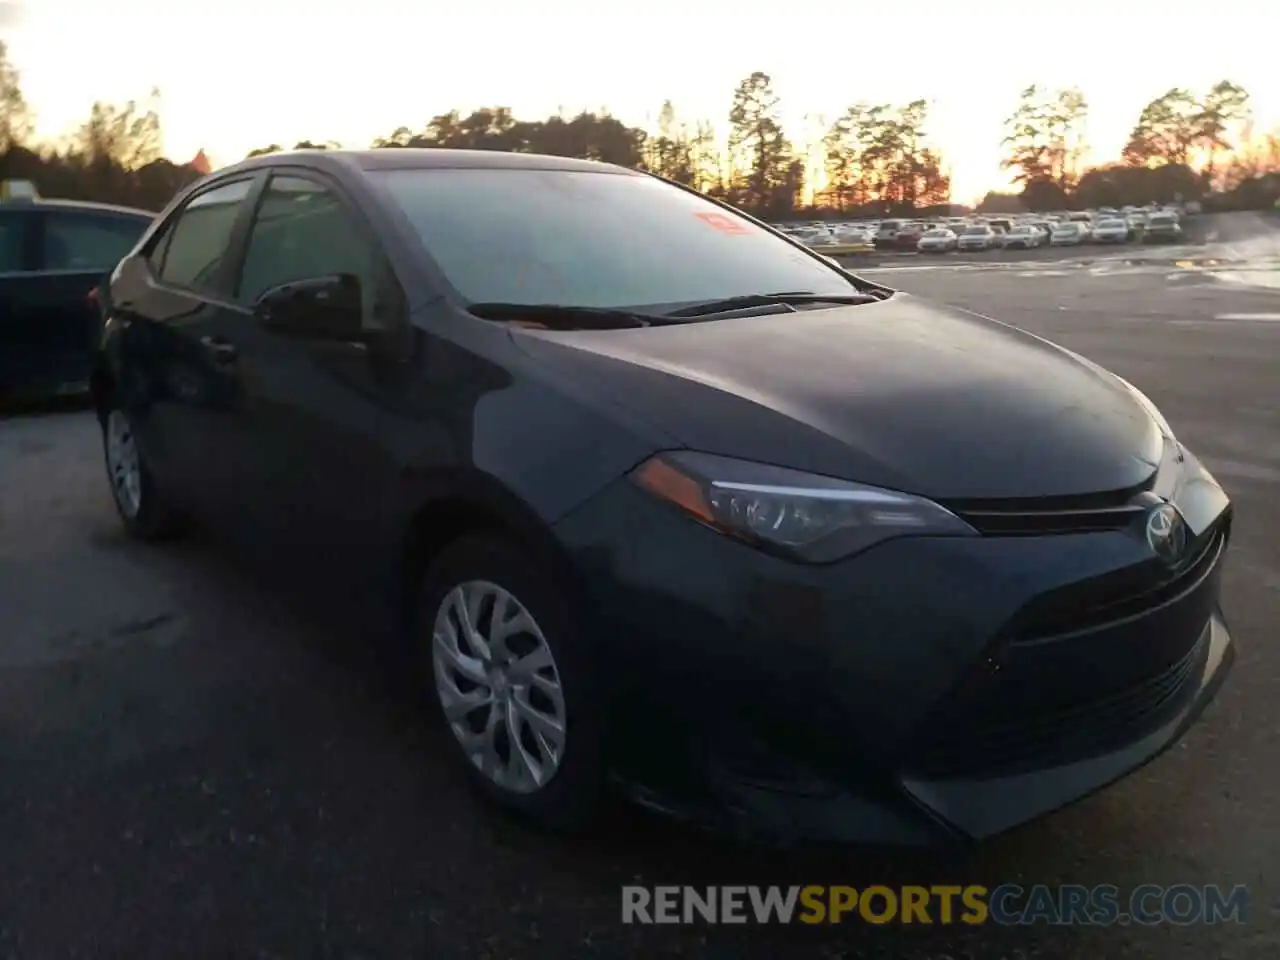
left=105, top=410, right=142, bottom=519
left=431, top=580, right=566, bottom=794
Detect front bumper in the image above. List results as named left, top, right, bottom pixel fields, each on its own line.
left=553, top=454, right=1234, bottom=845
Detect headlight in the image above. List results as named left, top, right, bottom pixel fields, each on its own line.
left=629, top=451, right=977, bottom=563
left=1115, top=376, right=1176, bottom=441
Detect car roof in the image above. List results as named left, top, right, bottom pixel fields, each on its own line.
left=0, top=197, right=154, bottom=218
left=214, top=148, right=642, bottom=180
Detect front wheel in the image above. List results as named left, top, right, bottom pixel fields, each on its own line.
left=418, top=535, right=605, bottom=830
left=102, top=407, right=186, bottom=541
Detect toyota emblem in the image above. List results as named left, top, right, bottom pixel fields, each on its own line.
left=1145, top=502, right=1188, bottom=566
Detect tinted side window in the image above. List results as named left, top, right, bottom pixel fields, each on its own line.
left=238, top=175, right=388, bottom=322
left=43, top=212, right=149, bottom=272
left=0, top=211, right=25, bottom=272
left=158, top=179, right=253, bottom=293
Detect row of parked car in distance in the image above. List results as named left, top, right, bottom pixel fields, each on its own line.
left=777, top=203, right=1188, bottom=255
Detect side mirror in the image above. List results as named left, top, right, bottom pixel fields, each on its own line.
left=254, top=273, right=364, bottom=341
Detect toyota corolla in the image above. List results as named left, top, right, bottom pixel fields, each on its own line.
left=91, top=149, right=1234, bottom=844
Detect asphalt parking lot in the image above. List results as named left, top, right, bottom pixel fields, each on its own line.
left=2, top=214, right=1278, bottom=959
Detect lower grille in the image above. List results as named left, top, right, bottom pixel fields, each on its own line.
left=909, top=629, right=1209, bottom=779
left=908, top=527, right=1226, bottom=780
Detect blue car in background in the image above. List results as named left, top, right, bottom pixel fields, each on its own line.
left=1, top=183, right=153, bottom=404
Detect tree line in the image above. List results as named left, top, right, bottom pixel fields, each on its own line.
left=1, top=41, right=1277, bottom=220
left=986, top=80, right=1277, bottom=213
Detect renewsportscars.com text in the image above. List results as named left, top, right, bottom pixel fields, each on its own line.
left=621, top=884, right=1249, bottom=926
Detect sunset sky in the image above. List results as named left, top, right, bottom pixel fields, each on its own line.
left=4, top=0, right=1276, bottom=204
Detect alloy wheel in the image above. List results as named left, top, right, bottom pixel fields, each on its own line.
left=431, top=579, right=567, bottom=794
left=105, top=410, right=142, bottom=518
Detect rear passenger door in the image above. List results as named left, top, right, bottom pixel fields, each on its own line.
left=107, top=177, right=262, bottom=517
left=0, top=207, right=39, bottom=396
left=31, top=210, right=150, bottom=390
left=2, top=208, right=149, bottom=398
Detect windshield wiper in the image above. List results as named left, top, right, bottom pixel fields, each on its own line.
left=664, top=291, right=882, bottom=318
left=468, top=302, right=664, bottom=330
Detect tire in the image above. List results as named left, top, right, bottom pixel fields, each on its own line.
left=417, top=534, right=605, bottom=831
left=101, top=406, right=186, bottom=541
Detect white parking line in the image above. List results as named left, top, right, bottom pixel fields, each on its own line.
left=1170, top=314, right=1280, bottom=327
left=1208, top=271, right=1280, bottom=291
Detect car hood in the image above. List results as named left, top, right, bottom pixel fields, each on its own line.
left=511, top=294, right=1162, bottom=502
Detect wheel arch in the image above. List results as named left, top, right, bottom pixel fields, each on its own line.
left=89, top=358, right=115, bottom=424
left=396, top=470, right=591, bottom=628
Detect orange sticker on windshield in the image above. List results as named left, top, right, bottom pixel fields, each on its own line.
left=695, top=212, right=748, bottom=235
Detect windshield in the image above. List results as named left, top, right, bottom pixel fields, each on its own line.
left=1150, top=215, right=1175, bottom=224
left=1055, top=223, right=1077, bottom=232
left=1099, top=219, right=1125, bottom=227
left=1010, top=227, right=1032, bottom=234
left=924, top=230, right=950, bottom=237
left=964, top=226, right=989, bottom=235
left=372, top=168, right=856, bottom=308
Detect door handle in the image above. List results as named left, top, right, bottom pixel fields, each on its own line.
left=199, top=335, right=238, bottom=364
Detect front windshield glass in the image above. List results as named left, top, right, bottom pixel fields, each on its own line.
left=924, top=230, right=950, bottom=237
left=964, top=226, right=989, bottom=235
left=373, top=168, right=855, bottom=308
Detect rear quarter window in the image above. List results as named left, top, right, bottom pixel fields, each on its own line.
left=155, top=179, right=254, bottom=293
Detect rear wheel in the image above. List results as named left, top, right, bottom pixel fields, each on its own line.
left=418, top=535, right=604, bottom=830
left=102, top=407, right=186, bottom=540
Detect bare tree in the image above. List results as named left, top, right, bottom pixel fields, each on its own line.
left=0, top=41, right=32, bottom=153
left=72, top=88, right=164, bottom=169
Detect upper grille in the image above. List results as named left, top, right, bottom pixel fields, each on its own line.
left=1010, top=525, right=1226, bottom=643
left=949, top=482, right=1156, bottom=536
